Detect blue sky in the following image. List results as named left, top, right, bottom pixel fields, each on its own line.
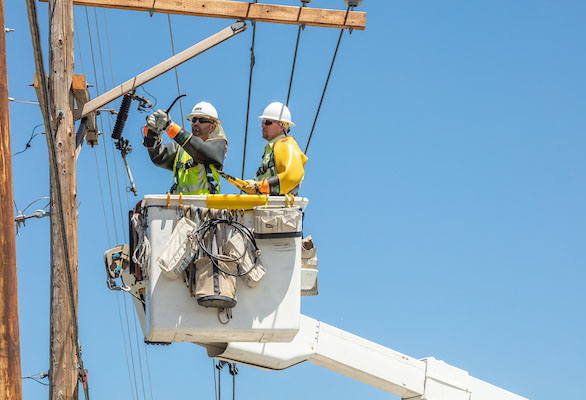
left=5, top=1, right=586, bottom=399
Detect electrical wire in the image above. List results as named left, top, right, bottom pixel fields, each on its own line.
left=85, top=7, right=120, bottom=243
left=99, top=12, right=154, bottom=399
left=21, top=372, right=49, bottom=386
left=167, top=14, right=185, bottom=125
left=83, top=7, right=141, bottom=399
left=240, top=10, right=257, bottom=180
left=8, top=97, right=39, bottom=105
left=305, top=6, right=352, bottom=154
left=12, top=123, right=43, bottom=156
left=93, top=8, right=129, bottom=241
left=286, top=1, right=307, bottom=106
left=195, top=217, right=260, bottom=277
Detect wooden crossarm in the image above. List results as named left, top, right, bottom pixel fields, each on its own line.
left=39, top=0, right=366, bottom=30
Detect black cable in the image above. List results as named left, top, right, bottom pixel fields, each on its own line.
left=196, top=218, right=260, bottom=277
left=286, top=1, right=307, bottom=106
left=13, top=123, right=43, bottom=156
left=228, top=363, right=238, bottom=400
left=140, top=85, right=158, bottom=110
left=22, top=373, right=49, bottom=386
left=305, top=6, right=352, bottom=154
left=241, top=4, right=257, bottom=180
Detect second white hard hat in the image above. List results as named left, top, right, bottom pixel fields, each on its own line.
left=258, top=102, right=296, bottom=126
left=187, top=101, right=220, bottom=123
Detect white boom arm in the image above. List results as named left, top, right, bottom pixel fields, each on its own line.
left=203, top=315, right=527, bottom=400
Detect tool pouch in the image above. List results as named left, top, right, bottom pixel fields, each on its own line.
left=157, top=217, right=198, bottom=279
left=194, top=257, right=238, bottom=308
left=253, top=206, right=302, bottom=239
left=222, top=234, right=265, bottom=288
left=301, top=236, right=318, bottom=296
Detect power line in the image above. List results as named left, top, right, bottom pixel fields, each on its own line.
left=12, top=123, right=43, bottom=156
left=83, top=7, right=141, bottom=399
left=9, top=97, right=39, bottom=105
left=241, top=14, right=257, bottom=180
left=167, top=14, right=185, bottom=125
left=305, top=5, right=352, bottom=154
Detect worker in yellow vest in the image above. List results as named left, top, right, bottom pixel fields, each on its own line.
left=143, top=101, right=228, bottom=195
left=242, top=102, right=307, bottom=195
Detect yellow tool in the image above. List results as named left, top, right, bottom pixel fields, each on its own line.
left=219, top=171, right=249, bottom=190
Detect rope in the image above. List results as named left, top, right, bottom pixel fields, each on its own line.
left=167, top=14, right=185, bottom=125
left=305, top=6, right=352, bottom=154
left=25, top=2, right=89, bottom=397
left=131, top=212, right=151, bottom=279
left=240, top=6, right=257, bottom=180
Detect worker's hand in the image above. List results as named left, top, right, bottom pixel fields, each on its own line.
left=146, top=109, right=172, bottom=131
left=241, top=180, right=260, bottom=194
left=142, top=126, right=162, bottom=148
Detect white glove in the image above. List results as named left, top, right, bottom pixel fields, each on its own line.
left=146, top=109, right=171, bottom=131
left=242, top=180, right=259, bottom=194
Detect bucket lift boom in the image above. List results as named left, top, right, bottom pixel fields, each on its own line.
left=206, top=315, right=527, bottom=400
left=115, top=194, right=528, bottom=400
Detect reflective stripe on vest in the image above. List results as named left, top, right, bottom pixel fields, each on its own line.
left=173, top=147, right=220, bottom=195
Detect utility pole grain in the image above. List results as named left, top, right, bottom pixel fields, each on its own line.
left=48, top=0, right=79, bottom=398
left=0, top=0, right=23, bottom=398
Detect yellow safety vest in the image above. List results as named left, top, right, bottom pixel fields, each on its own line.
left=172, top=147, right=220, bottom=195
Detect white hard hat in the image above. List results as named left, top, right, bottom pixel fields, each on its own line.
left=187, top=101, right=220, bottom=123
left=258, top=102, right=296, bottom=126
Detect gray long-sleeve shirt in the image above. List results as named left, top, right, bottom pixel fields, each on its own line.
left=147, top=125, right=228, bottom=171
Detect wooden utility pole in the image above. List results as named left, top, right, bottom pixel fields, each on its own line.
left=47, top=0, right=79, bottom=398
left=0, top=0, right=23, bottom=398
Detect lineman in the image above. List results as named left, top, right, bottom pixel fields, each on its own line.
left=143, top=101, right=228, bottom=194
left=242, top=102, right=307, bottom=195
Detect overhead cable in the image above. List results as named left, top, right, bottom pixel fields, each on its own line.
left=286, top=1, right=308, bottom=106
left=241, top=4, right=258, bottom=180
left=84, top=8, right=140, bottom=399
left=12, top=123, right=43, bottom=156
left=167, top=14, right=185, bottom=125
left=8, top=97, right=39, bottom=105
left=305, top=5, right=352, bottom=154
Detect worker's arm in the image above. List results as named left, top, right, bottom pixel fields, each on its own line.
left=142, top=126, right=177, bottom=171
left=269, top=136, right=307, bottom=194
left=243, top=136, right=307, bottom=195
left=166, top=123, right=227, bottom=169
left=146, top=139, right=179, bottom=171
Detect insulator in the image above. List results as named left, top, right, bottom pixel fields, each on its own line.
left=112, top=94, right=133, bottom=140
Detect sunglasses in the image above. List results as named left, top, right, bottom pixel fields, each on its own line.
left=263, top=120, right=274, bottom=126
left=192, top=117, right=213, bottom=124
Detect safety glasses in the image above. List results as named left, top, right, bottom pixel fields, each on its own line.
left=263, top=120, right=274, bottom=126
left=192, top=117, right=213, bottom=124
